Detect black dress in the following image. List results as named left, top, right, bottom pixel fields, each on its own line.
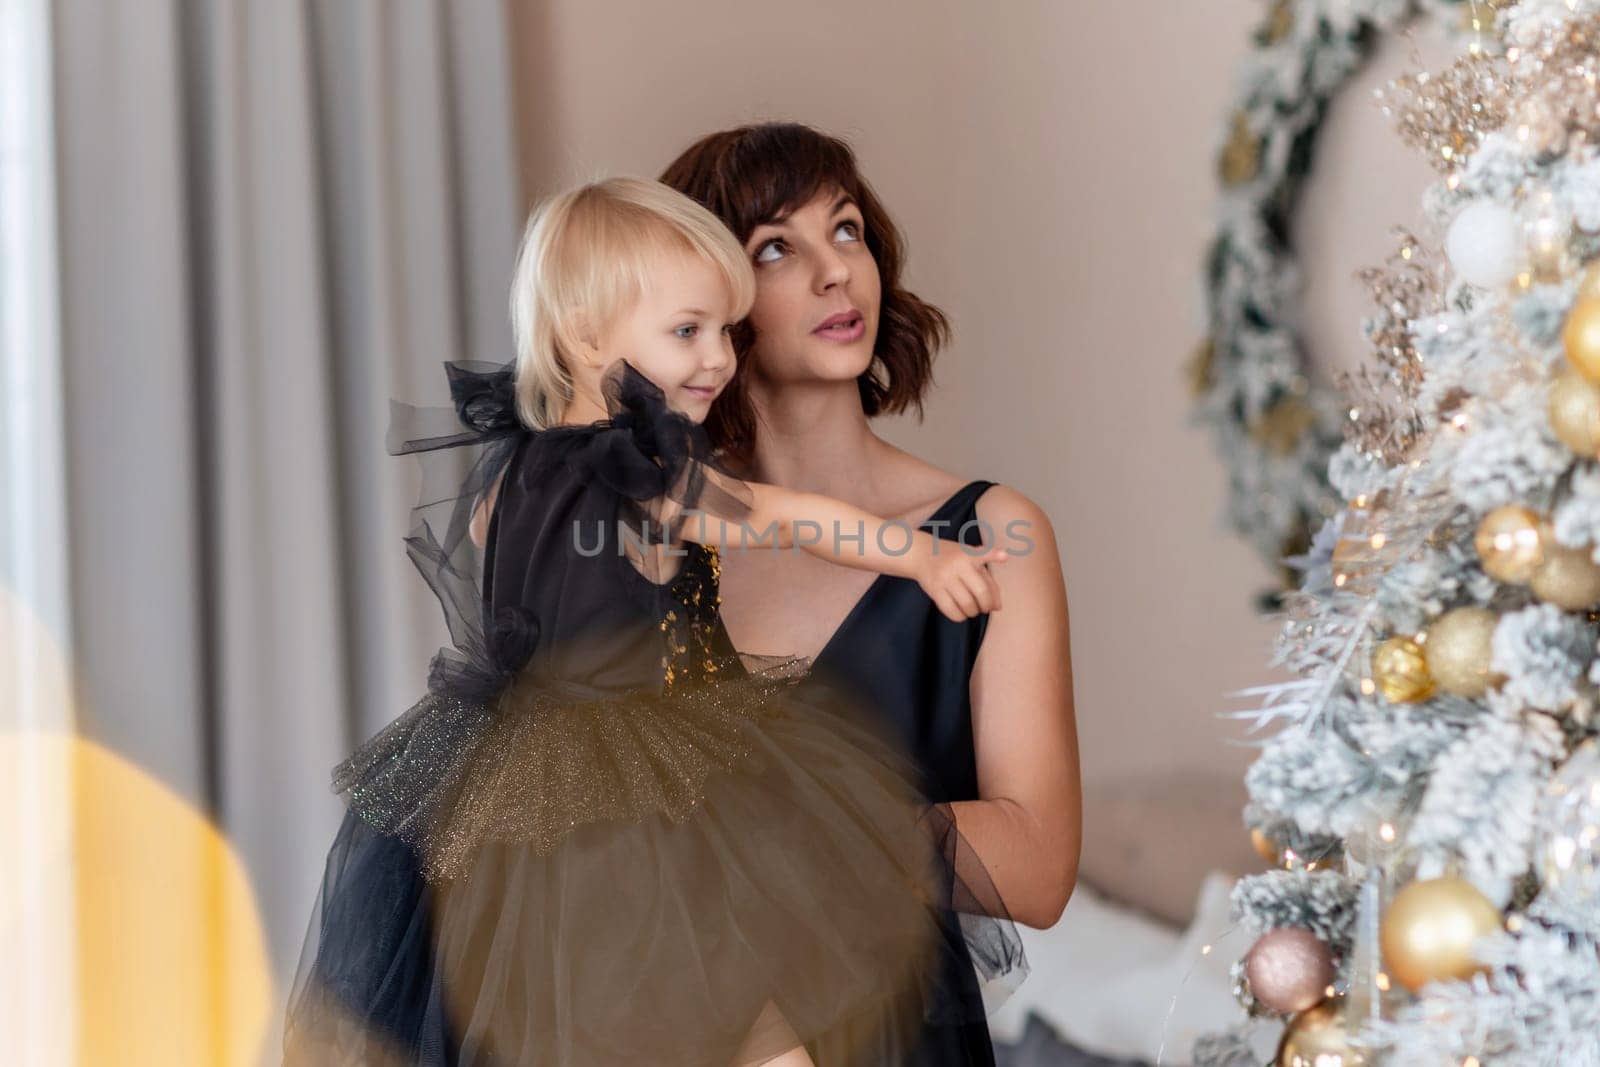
left=793, top=479, right=1015, bottom=1067
left=281, top=361, right=1027, bottom=1066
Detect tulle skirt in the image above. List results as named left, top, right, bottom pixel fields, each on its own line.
left=282, top=666, right=1026, bottom=1066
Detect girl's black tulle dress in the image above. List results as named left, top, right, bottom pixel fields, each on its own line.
left=281, top=359, right=1028, bottom=1066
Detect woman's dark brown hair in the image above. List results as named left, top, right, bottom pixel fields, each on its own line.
left=659, top=122, right=949, bottom=460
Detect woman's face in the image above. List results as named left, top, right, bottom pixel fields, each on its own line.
left=742, top=185, right=882, bottom=390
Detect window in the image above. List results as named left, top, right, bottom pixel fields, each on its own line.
left=1, top=0, right=77, bottom=1060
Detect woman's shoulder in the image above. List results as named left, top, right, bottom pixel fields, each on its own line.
left=892, top=453, right=1055, bottom=555
left=970, top=481, right=1051, bottom=530
left=881, top=451, right=1045, bottom=529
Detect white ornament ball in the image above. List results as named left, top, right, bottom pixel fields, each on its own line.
left=1447, top=201, right=1523, bottom=289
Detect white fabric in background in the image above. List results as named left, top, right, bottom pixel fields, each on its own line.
left=989, top=870, right=1250, bottom=1065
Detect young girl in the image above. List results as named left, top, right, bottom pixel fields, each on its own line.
left=282, top=177, right=1027, bottom=1066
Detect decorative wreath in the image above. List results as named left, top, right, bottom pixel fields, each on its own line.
left=1191, top=0, right=1488, bottom=605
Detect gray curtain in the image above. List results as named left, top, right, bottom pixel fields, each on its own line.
left=50, top=0, right=520, bottom=1050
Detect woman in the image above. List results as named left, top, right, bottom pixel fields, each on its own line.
left=661, top=123, right=1081, bottom=1066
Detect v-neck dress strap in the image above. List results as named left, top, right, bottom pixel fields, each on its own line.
left=800, top=476, right=1010, bottom=1067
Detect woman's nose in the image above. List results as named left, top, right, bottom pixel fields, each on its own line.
left=812, top=245, right=851, bottom=291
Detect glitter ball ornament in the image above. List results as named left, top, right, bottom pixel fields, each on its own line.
left=1564, top=295, right=1600, bottom=382
left=1275, top=999, right=1366, bottom=1067
left=1245, top=927, right=1336, bottom=1014
left=1474, top=505, right=1549, bottom=583
left=1422, top=607, right=1502, bottom=698
left=1530, top=542, right=1600, bottom=610
left=1446, top=201, right=1523, bottom=289
left=1380, top=876, right=1502, bottom=993
left=1373, top=635, right=1436, bottom=704
left=1549, top=369, right=1600, bottom=456
left=1538, top=738, right=1600, bottom=914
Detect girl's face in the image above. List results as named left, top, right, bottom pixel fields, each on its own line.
left=741, top=185, right=882, bottom=391
left=587, top=247, right=739, bottom=423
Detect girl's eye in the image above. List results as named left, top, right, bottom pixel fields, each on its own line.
left=675, top=324, right=698, bottom=340
left=835, top=220, right=862, bottom=242
left=753, top=238, right=786, bottom=264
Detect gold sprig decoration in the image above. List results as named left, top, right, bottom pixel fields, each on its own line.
left=1357, top=230, right=1439, bottom=392
left=1338, top=365, right=1430, bottom=467
left=1340, top=230, right=1442, bottom=464
left=1505, top=14, right=1600, bottom=156
left=1375, top=50, right=1511, bottom=171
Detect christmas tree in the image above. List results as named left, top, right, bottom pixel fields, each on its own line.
left=1197, top=2, right=1600, bottom=1064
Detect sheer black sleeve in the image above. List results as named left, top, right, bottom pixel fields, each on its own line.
left=522, top=359, right=756, bottom=582
left=386, top=360, right=538, bottom=702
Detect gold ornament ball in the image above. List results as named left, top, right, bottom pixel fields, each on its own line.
left=1474, top=505, right=1548, bottom=583
left=1251, top=827, right=1281, bottom=864
left=1380, top=876, right=1502, bottom=993
left=1563, top=295, right=1600, bottom=382
left=1530, top=542, right=1600, bottom=610
left=1372, top=636, right=1436, bottom=704
left=1276, top=999, right=1366, bottom=1067
left=1550, top=369, right=1600, bottom=456
left=1245, top=927, right=1336, bottom=1014
left=1422, top=607, right=1502, bottom=698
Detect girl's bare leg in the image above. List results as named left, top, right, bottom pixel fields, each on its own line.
left=730, top=998, right=816, bottom=1067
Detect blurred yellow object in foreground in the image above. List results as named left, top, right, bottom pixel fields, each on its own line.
left=1, top=730, right=274, bottom=1065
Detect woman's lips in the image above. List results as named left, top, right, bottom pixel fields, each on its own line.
left=813, top=313, right=865, bottom=343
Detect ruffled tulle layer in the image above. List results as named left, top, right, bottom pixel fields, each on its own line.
left=283, top=668, right=1026, bottom=1065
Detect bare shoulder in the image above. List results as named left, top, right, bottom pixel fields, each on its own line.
left=974, top=483, right=1060, bottom=570
left=866, top=444, right=970, bottom=518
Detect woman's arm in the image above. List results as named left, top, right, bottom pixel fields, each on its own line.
left=947, top=486, right=1081, bottom=929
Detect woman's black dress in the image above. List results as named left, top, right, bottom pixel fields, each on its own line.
left=792, top=479, right=1018, bottom=1067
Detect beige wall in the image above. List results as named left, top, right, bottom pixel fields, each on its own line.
left=506, top=1, right=1452, bottom=900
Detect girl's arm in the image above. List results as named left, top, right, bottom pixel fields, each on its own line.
left=677, top=480, right=1008, bottom=622
left=943, top=486, right=1081, bottom=929
left=468, top=472, right=504, bottom=548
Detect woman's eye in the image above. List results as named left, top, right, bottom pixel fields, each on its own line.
left=835, top=220, right=861, bottom=242
left=675, top=324, right=698, bottom=340
left=753, top=238, right=785, bottom=264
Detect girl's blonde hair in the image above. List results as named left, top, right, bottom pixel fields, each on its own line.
left=508, top=176, right=756, bottom=429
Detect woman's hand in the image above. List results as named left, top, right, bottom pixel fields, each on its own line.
left=914, top=543, right=1007, bottom=621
